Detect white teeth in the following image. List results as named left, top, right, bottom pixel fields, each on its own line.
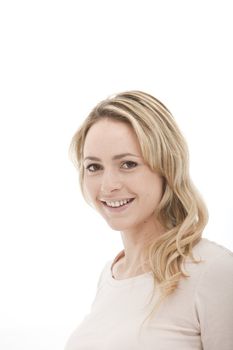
left=105, top=198, right=132, bottom=207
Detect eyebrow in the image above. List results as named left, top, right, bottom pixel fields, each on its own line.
left=84, top=153, right=140, bottom=162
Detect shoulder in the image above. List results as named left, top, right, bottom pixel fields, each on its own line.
left=96, top=260, right=112, bottom=289
left=188, top=237, right=233, bottom=271
left=183, top=238, right=233, bottom=291
left=189, top=238, right=233, bottom=294
left=192, top=237, right=233, bottom=259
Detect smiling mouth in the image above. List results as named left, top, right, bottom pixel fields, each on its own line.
left=101, top=198, right=135, bottom=208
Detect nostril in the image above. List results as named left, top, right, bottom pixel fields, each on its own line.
left=100, top=183, right=123, bottom=193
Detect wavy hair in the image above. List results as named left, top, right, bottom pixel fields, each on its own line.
left=69, top=90, right=208, bottom=324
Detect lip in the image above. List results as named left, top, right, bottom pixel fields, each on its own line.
left=100, top=198, right=135, bottom=212
left=99, top=197, right=135, bottom=202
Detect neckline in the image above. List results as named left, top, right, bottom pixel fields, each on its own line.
left=110, top=249, right=125, bottom=278
left=109, top=250, right=153, bottom=286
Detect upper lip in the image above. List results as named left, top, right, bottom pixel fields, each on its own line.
left=99, top=197, right=135, bottom=202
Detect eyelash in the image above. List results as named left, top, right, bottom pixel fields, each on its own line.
left=85, top=161, right=138, bottom=173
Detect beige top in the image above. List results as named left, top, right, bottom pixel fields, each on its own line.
left=65, top=238, right=233, bottom=350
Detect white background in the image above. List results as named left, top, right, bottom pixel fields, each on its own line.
left=0, top=0, right=232, bottom=349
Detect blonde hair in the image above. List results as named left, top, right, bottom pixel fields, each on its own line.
left=69, top=90, right=208, bottom=323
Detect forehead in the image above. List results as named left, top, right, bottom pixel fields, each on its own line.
left=83, top=119, right=142, bottom=157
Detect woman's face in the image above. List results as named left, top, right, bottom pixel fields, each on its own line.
left=83, top=118, right=164, bottom=232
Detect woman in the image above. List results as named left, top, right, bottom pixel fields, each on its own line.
left=65, top=91, right=233, bottom=349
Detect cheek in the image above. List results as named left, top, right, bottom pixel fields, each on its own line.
left=143, top=176, right=164, bottom=203
left=83, top=177, right=98, bottom=200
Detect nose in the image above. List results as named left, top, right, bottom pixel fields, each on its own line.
left=100, top=169, right=122, bottom=194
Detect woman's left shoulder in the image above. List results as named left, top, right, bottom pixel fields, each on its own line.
left=192, top=237, right=233, bottom=265
left=191, top=238, right=233, bottom=285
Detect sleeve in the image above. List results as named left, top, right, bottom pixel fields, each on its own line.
left=195, top=250, right=233, bottom=350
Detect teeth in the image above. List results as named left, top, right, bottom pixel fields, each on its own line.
left=105, top=199, right=132, bottom=207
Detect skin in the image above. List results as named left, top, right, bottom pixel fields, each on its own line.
left=83, top=118, right=165, bottom=279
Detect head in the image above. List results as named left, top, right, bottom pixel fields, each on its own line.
left=70, top=90, right=196, bottom=232
left=82, top=118, right=165, bottom=233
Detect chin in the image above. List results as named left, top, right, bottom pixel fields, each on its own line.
left=104, top=220, right=123, bottom=231
left=104, top=218, right=134, bottom=232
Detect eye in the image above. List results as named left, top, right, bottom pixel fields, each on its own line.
left=121, top=161, right=138, bottom=169
left=85, top=163, right=102, bottom=172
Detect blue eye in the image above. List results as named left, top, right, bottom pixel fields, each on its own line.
left=86, top=164, right=102, bottom=172
left=121, top=161, right=138, bottom=169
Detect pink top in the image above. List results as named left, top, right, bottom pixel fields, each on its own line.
left=65, top=238, right=233, bottom=350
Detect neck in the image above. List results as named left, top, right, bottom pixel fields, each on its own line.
left=113, top=220, right=165, bottom=279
